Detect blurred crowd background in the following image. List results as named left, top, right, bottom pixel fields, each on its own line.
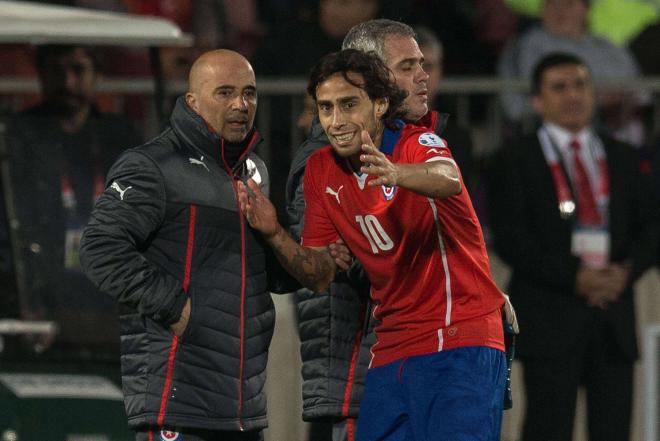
left=0, top=1, right=659, bottom=440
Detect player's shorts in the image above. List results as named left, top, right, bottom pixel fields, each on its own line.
left=356, top=346, right=506, bottom=441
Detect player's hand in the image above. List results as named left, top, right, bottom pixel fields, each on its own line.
left=237, top=179, right=281, bottom=238
left=359, top=130, right=399, bottom=187
left=501, top=293, right=519, bottom=334
left=170, top=298, right=191, bottom=337
left=329, top=238, right=353, bottom=271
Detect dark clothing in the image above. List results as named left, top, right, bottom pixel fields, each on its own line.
left=80, top=97, right=280, bottom=432
left=2, top=103, right=139, bottom=354
left=488, top=131, right=657, bottom=441
left=285, top=111, right=469, bottom=423
left=521, top=322, right=633, bottom=441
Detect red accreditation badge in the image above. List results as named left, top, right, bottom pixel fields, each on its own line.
left=571, top=227, right=610, bottom=268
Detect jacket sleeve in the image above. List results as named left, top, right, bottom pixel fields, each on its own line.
left=80, top=150, right=188, bottom=326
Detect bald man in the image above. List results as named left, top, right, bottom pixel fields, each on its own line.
left=80, top=49, right=278, bottom=441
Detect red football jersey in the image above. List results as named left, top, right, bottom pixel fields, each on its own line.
left=302, top=123, right=505, bottom=368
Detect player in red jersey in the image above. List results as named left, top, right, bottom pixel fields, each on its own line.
left=239, top=49, right=512, bottom=440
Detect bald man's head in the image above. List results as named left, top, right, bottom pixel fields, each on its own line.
left=185, top=49, right=257, bottom=142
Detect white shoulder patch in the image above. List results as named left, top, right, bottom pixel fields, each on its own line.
left=417, top=132, right=446, bottom=148
left=245, top=158, right=262, bottom=185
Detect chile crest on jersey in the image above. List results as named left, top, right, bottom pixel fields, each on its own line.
left=381, top=185, right=396, bottom=201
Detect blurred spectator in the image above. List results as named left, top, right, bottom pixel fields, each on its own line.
left=412, top=0, right=516, bottom=76
left=415, top=25, right=475, bottom=190
left=505, top=0, right=659, bottom=46
left=192, top=0, right=265, bottom=57
left=254, top=0, right=380, bottom=209
left=488, top=52, right=658, bottom=441
left=254, top=0, right=379, bottom=76
left=296, top=93, right=317, bottom=137
left=2, top=45, right=140, bottom=357
left=498, top=0, right=644, bottom=145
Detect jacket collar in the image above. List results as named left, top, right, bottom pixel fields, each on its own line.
left=415, top=110, right=449, bottom=134
left=169, top=96, right=261, bottom=168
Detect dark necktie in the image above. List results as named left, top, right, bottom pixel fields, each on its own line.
left=570, top=139, right=601, bottom=225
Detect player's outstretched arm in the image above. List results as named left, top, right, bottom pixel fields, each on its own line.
left=237, top=179, right=338, bottom=293
left=359, top=130, right=461, bottom=198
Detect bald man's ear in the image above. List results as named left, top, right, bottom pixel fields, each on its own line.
left=185, top=92, right=199, bottom=114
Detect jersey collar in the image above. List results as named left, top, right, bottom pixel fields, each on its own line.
left=379, top=119, right=405, bottom=155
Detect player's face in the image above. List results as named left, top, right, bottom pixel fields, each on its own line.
left=533, top=63, right=594, bottom=133
left=316, top=72, right=386, bottom=166
left=383, top=35, right=429, bottom=122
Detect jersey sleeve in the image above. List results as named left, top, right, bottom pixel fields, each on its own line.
left=300, top=154, right=340, bottom=247
left=404, top=131, right=456, bottom=166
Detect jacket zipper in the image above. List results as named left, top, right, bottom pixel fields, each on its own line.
left=221, top=137, right=254, bottom=431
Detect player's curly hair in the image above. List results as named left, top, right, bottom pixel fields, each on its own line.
left=307, top=49, right=407, bottom=128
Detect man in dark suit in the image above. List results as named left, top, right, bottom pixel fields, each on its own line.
left=488, top=52, right=657, bottom=441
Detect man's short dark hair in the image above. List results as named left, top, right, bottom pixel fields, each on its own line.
left=307, top=49, right=407, bottom=126
left=342, top=19, right=416, bottom=62
left=531, top=52, right=588, bottom=95
left=35, top=45, right=101, bottom=72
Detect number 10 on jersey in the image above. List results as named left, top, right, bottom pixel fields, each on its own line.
left=355, top=215, right=394, bottom=253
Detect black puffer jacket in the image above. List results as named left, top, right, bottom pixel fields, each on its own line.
left=80, top=97, right=276, bottom=432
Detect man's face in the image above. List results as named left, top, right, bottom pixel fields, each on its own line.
left=187, top=59, right=257, bottom=143
left=533, top=63, right=594, bottom=132
left=316, top=72, right=386, bottom=163
left=420, top=43, right=443, bottom=103
left=383, top=35, right=429, bottom=122
left=39, top=48, right=97, bottom=115
left=542, top=0, right=588, bottom=38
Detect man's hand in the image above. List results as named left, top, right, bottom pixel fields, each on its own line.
left=576, top=264, right=631, bottom=309
left=502, top=293, right=519, bottom=334
left=170, top=298, right=191, bottom=337
left=360, top=130, right=399, bottom=187
left=359, top=130, right=460, bottom=198
left=329, top=238, right=353, bottom=271
left=237, top=178, right=281, bottom=238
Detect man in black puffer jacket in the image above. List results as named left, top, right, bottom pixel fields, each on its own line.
left=285, top=19, right=474, bottom=441
left=80, top=50, right=287, bottom=441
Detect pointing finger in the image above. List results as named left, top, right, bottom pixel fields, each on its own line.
left=361, top=130, right=374, bottom=148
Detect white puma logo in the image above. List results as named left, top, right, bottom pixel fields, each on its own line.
left=189, top=156, right=209, bottom=172
left=426, top=148, right=443, bottom=154
left=325, top=185, right=344, bottom=204
left=111, top=181, right=132, bottom=201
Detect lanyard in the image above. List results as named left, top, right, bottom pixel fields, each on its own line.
left=538, top=128, right=610, bottom=225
